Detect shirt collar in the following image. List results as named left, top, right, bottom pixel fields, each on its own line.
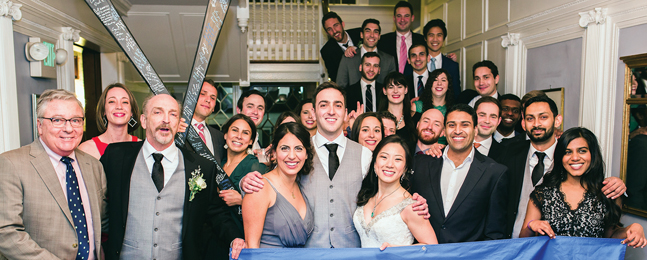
left=529, top=138, right=558, bottom=162
left=396, top=30, right=412, bottom=38
left=475, top=136, right=493, bottom=150
left=314, top=131, right=347, bottom=149
left=360, top=46, right=378, bottom=58
left=39, top=137, right=76, bottom=162
left=442, top=145, right=475, bottom=168
left=143, top=138, right=179, bottom=163
left=430, top=53, right=442, bottom=61
left=361, top=79, right=376, bottom=88
left=414, top=69, right=429, bottom=78
left=191, top=118, right=205, bottom=125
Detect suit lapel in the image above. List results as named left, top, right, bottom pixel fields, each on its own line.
left=29, top=141, right=74, bottom=226
left=445, top=153, right=486, bottom=220
left=429, top=159, right=446, bottom=218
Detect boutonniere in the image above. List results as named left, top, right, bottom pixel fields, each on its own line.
left=188, top=166, right=207, bottom=201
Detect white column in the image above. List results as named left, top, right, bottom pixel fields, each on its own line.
left=116, top=52, right=128, bottom=85
left=501, top=33, right=526, bottom=97
left=578, top=8, right=618, bottom=176
left=0, top=0, right=22, bottom=153
left=56, top=27, right=80, bottom=92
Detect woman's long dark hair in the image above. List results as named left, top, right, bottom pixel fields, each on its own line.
left=540, top=127, right=622, bottom=228
left=274, top=111, right=300, bottom=132
left=356, top=135, right=412, bottom=207
left=421, top=68, right=455, bottom=111
left=350, top=112, right=384, bottom=143
left=269, top=122, right=314, bottom=182
left=378, top=72, right=413, bottom=124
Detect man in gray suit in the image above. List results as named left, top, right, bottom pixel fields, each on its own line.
left=188, top=79, right=227, bottom=164
left=0, top=89, right=107, bottom=259
left=336, top=18, right=397, bottom=88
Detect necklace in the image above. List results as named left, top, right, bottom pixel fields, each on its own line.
left=396, top=115, right=404, bottom=129
left=371, top=188, right=400, bottom=218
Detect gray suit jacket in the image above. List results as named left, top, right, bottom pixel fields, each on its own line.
left=0, top=141, right=107, bottom=260
left=335, top=49, right=396, bottom=88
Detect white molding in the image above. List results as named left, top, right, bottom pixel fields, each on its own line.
left=249, top=63, right=321, bottom=82
left=501, top=33, right=525, bottom=96
left=237, top=5, right=248, bottom=34
left=57, top=27, right=79, bottom=92
left=13, top=0, right=119, bottom=52
left=507, top=0, right=589, bottom=28
left=578, top=8, right=617, bottom=176
left=0, top=0, right=22, bottom=20
left=112, top=0, right=132, bottom=17
left=0, top=2, right=21, bottom=152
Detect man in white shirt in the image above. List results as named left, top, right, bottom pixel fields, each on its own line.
left=346, top=52, right=384, bottom=113
left=496, top=95, right=627, bottom=238
left=189, top=79, right=226, bottom=163
left=406, top=43, right=430, bottom=98
left=468, top=60, right=500, bottom=107
left=473, top=96, right=504, bottom=159
left=420, top=19, right=461, bottom=97
left=410, top=104, right=508, bottom=243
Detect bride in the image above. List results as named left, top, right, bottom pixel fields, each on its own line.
left=354, top=135, right=438, bottom=249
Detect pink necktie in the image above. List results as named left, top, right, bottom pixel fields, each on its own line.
left=399, top=35, right=407, bottom=73
left=196, top=123, right=206, bottom=143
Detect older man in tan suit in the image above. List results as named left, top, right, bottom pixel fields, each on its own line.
left=0, top=89, right=107, bottom=260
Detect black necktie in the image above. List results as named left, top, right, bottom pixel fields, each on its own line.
left=532, top=152, right=546, bottom=186
left=152, top=153, right=165, bottom=192
left=325, top=143, right=339, bottom=180
left=365, top=84, right=373, bottom=112
left=60, top=157, right=90, bottom=260
left=417, top=75, right=424, bottom=97
left=342, top=43, right=349, bottom=49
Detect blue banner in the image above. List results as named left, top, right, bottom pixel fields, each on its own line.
left=232, top=236, right=626, bottom=259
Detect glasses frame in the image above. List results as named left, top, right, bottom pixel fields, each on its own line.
left=39, top=117, right=85, bottom=128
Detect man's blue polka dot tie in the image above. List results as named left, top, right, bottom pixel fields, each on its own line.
left=61, top=156, right=90, bottom=260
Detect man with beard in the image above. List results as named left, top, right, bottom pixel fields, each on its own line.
left=101, top=94, right=245, bottom=259
left=496, top=95, right=627, bottom=238
left=410, top=104, right=508, bottom=243
left=320, top=12, right=361, bottom=82
left=473, top=96, right=504, bottom=159
left=494, top=94, right=523, bottom=143
left=414, top=108, right=444, bottom=154
left=346, top=52, right=386, bottom=113
left=336, top=19, right=396, bottom=88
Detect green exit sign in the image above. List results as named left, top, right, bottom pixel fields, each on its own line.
left=43, top=41, right=55, bottom=67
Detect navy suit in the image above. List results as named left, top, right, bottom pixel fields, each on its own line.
left=404, top=54, right=461, bottom=97
left=493, top=140, right=532, bottom=238
left=320, top=28, right=362, bottom=83
left=346, top=81, right=385, bottom=113
left=410, top=151, right=508, bottom=243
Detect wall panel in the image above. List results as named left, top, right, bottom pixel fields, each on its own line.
left=446, top=0, right=462, bottom=44
left=463, top=42, right=483, bottom=90
left=486, top=0, right=508, bottom=31
left=464, top=0, right=483, bottom=39
left=485, top=36, right=505, bottom=93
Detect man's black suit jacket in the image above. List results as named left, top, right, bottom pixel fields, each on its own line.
left=100, top=141, right=243, bottom=260
left=346, top=81, right=385, bottom=113
left=410, top=150, right=508, bottom=243
left=378, top=31, right=425, bottom=71
left=487, top=138, right=505, bottom=161
left=405, top=71, right=424, bottom=99
left=185, top=125, right=227, bottom=165
left=493, top=139, right=532, bottom=238
left=403, top=54, right=462, bottom=97
left=320, top=28, right=362, bottom=82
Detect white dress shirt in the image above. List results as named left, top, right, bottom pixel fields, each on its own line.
left=191, top=118, right=214, bottom=154
left=312, top=131, right=372, bottom=178
left=413, top=69, right=429, bottom=98
left=468, top=92, right=499, bottom=108
left=474, top=136, right=493, bottom=156
left=427, top=53, right=444, bottom=72
left=493, top=130, right=515, bottom=143
left=142, top=139, right=180, bottom=186
left=511, top=140, right=557, bottom=238
left=336, top=31, right=355, bottom=51
left=360, top=80, right=378, bottom=112
left=360, top=46, right=379, bottom=58
left=440, top=147, right=475, bottom=216
left=40, top=138, right=96, bottom=260
left=395, top=31, right=413, bottom=65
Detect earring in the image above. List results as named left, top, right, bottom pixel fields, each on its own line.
left=128, top=116, right=137, bottom=127
left=224, top=144, right=229, bottom=149
left=102, top=115, right=108, bottom=128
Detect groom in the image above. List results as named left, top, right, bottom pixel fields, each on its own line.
left=101, top=94, right=244, bottom=260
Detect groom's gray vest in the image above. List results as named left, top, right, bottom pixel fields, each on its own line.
left=301, top=140, right=364, bottom=248
left=120, top=149, right=186, bottom=260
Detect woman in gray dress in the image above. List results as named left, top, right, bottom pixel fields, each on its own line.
left=242, top=122, right=315, bottom=248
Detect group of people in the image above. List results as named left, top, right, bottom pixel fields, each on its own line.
left=0, top=2, right=646, bottom=260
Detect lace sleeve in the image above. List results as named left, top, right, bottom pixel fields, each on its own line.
left=529, top=187, right=547, bottom=215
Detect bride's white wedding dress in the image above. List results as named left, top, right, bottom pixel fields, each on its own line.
left=352, top=197, right=415, bottom=248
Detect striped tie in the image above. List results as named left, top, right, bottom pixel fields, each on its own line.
left=399, top=35, right=407, bottom=73
left=196, top=123, right=206, bottom=143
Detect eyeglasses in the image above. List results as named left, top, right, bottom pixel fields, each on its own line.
left=39, top=117, right=85, bottom=128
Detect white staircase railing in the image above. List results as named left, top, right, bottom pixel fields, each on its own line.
left=248, top=0, right=321, bottom=61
